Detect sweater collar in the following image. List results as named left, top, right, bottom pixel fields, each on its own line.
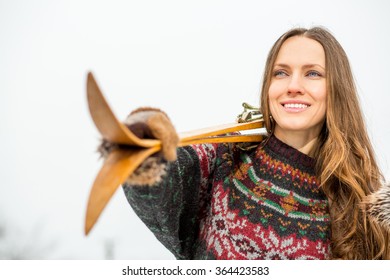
left=264, top=135, right=316, bottom=171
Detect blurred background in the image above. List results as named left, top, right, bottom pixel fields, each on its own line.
left=0, top=0, right=389, bottom=259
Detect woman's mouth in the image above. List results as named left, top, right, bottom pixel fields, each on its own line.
left=282, top=102, right=310, bottom=112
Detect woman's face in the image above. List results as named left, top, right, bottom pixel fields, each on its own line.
left=268, top=36, right=327, bottom=140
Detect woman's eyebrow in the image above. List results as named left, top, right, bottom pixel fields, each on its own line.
left=273, top=63, right=325, bottom=70
left=273, top=63, right=290, bottom=69
left=302, top=64, right=325, bottom=70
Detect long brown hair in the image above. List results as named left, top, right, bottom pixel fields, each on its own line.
left=260, top=27, right=390, bottom=259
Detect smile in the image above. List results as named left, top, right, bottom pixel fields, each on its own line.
left=283, top=103, right=309, bottom=109
left=281, top=102, right=311, bottom=112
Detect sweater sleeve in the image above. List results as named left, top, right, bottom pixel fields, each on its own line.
left=122, top=143, right=218, bottom=259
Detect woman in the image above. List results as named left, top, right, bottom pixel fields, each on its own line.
left=100, top=27, right=390, bottom=259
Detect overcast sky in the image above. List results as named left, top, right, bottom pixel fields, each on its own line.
left=1, top=0, right=390, bottom=259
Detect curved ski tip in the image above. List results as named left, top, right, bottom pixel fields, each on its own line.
left=87, top=71, right=95, bottom=83
left=84, top=218, right=94, bottom=236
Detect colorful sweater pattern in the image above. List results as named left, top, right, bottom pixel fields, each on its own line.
left=123, top=135, right=331, bottom=259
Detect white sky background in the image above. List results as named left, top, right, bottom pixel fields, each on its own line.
left=0, top=0, right=389, bottom=259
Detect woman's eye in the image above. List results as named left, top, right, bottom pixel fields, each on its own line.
left=307, top=71, right=322, bottom=77
left=274, top=70, right=287, bottom=77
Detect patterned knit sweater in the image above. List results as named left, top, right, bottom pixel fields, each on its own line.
left=123, top=135, right=331, bottom=259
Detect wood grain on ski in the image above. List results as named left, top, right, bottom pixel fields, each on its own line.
left=87, top=73, right=160, bottom=148
left=85, top=146, right=159, bottom=235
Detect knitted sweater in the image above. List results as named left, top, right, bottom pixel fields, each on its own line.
left=123, top=135, right=331, bottom=259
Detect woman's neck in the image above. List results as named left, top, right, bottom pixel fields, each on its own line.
left=273, top=128, right=319, bottom=157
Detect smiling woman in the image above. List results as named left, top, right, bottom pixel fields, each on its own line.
left=268, top=36, right=327, bottom=155
left=260, top=27, right=390, bottom=259
left=98, top=26, right=390, bottom=260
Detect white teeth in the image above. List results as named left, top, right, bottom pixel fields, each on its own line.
left=283, top=103, right=308, bottom=109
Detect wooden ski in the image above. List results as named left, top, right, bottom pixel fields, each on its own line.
left=85, top=72, right=264, bottom=235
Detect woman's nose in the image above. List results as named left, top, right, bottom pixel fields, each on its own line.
left=287, top=74, right=304, bottom=95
